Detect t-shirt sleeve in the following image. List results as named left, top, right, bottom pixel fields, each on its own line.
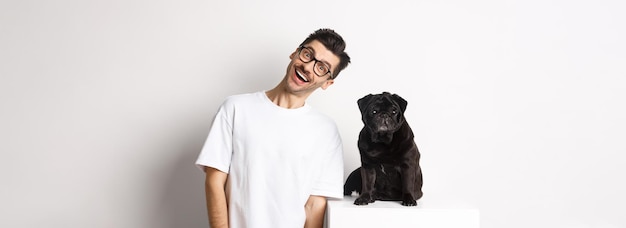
left=195, top=103, right=233, bottom=173
left=310, top=127, right=345, bottom=199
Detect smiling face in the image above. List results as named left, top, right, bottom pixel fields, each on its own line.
left=283, top=40, right=340, bottom=95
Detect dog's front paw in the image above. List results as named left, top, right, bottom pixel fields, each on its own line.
left=401, top=194, right=417, bottom=206
left=354, top=194, right=374, bottom=206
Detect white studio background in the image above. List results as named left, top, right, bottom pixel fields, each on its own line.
left=1, top=0, right=624, bottom=228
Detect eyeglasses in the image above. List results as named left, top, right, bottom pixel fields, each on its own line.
left=298, top=46, right=333, bottom=79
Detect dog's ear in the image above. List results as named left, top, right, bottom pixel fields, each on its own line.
left=357, top=94, right=374, bottom=114
left=391, top=94, right=408, bottom=113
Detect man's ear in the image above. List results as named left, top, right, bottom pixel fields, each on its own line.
left=289, top=49, right=298, bottom=59
left=320, top=79, right=334, bottom=90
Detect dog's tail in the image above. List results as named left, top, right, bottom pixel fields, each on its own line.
left=343, top=167, right=362, bottom=196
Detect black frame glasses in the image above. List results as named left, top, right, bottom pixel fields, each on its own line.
left=298, top=46, right=333, bottom=79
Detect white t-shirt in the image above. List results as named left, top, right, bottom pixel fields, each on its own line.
left=195, top=91, right=344, bottom=228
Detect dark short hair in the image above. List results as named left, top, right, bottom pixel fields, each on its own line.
left=299, top=28, right=351, bottom=79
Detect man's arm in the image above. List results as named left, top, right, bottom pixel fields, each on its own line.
left=304, top=195, right=327, bottom=228
left=204, top=166, right=229, bottom=228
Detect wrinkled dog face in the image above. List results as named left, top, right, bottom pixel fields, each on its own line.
left=358, top=92, right=408, bottom=144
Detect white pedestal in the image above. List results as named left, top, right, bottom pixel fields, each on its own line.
left=325, top=196, right=480, bottom=228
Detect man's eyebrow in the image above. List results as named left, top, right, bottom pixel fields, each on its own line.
left=303, top=46, right=333, bottom=69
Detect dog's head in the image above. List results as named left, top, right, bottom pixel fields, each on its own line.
left=357, top=92, right=408, bottom=144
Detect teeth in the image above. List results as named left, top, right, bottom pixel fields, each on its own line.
left=296, top=70, right=309, bottom=82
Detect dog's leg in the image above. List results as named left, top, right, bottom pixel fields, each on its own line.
left=354, top=165, right=376, bottom=205
left=415, top=166, right=424, bottom=200
left=343, top=167, right=362, bottom=196
left=400, top=165, right=418, bottom=206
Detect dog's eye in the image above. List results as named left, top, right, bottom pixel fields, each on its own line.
left=392, top=110, right=397, bottom=114
left=372, top=110, right=377, bottom=114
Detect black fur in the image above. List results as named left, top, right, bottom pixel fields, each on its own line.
left=344, top=92, right=423, bottom=206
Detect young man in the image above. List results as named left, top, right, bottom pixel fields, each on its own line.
left=195, top=28, right=351, bottom=228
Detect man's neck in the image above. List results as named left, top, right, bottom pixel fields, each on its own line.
left=265, top=87, right=309, bottom=109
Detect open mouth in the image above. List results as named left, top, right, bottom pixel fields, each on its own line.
left=295, top=69, right=310, bottom=83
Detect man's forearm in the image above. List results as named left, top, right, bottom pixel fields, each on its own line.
left=205, top=167, right=229, bottom=228
left=304, top=195, right=327, bottom=228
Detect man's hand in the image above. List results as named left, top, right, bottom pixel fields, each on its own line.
left=304, top=195, right=327, bottom=228
left=205, top=167, right=229, bottom=228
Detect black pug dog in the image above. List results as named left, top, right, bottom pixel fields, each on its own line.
left=344, top=92, right=423, bottom=206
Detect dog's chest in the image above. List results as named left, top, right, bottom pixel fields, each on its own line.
left=360, top=141, right=404, bottom=161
